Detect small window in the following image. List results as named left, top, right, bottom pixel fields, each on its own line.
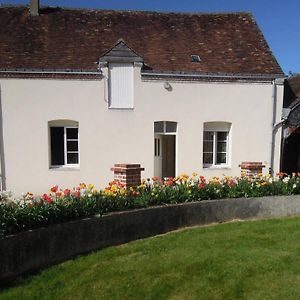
left=203, top=131, right=228, bottom=166
left=154, top=121, right=164, bottom=133
left=50, top=125, right=79, bottom=167
left=166, top=122, right=177, bottom=133
left=154, top=121, right=177, bottom=134
left=191, top=55, right=201, bottom=62
left=203, top=122, right=231, bottom=167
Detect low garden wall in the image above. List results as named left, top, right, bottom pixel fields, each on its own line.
left=2, top=195, right=300, bottom=283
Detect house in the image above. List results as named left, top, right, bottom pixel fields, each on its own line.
left=0, top=1, right=285, bottom=194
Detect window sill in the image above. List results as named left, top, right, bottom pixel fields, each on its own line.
left=108, top=107, right=134, bottom=110
left=49, top=166, right=80, bottom=171
left=203, top=165, right=231, bottom=170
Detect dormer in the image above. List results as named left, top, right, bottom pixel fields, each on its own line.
left=99, top=41, right=143, bottom=109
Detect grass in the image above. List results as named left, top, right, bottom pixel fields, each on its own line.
left=2, top=217, right=300, bottom=299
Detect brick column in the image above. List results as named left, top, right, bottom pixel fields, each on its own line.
left=239, top=162, right=265, bottom=178
left=111, top=164, right=145, bottom=188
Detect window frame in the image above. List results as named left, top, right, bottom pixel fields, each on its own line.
left=50, top=125, right=80, bottom=168
left=154, top=121, right=177, bottom=135
left=203, top=130, right=229, bottom=167
left=202, top=122, right=231, bottom=168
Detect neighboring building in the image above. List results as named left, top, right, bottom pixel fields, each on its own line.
left=281, top=74, right=300, bottom=173
left=0, top=1, right=285, bottom=194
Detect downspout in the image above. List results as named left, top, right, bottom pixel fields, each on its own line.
left=0, top=84, right=6, bottom=191
left=269, top=79, right=284, bottom=176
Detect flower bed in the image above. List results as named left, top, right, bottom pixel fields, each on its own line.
left=1, top=172, right=300, bottom=237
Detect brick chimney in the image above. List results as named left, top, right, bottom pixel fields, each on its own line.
left=30, top=0, right=40, bottom=16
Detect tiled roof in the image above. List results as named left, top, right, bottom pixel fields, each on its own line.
left=0, top=6, right=284, bottom=75
left=287, top=75, right=300, bottom=98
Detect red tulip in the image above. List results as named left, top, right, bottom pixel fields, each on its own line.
left=50, top=185, right=58, bottom=193
left=64, top=189, right=71, bottom=197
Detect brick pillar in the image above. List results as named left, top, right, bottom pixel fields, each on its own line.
left=111, top=164, right=145, bottom=188
left=239, top=162, right=265, bottom=178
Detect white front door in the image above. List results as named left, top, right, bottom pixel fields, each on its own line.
left=154, top=134, right=162, bottom=178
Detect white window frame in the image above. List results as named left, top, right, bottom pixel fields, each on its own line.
left=203, top=131, right=229, bottom=167
left=203, top=122, right=231, bottom=169
left=64, top=126, right=80, bottom=167
left=50, top=125, right=80, bottom=168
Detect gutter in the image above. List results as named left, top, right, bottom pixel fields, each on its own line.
left=0, top=68, right=284, bottom=81
left=142, top=70, right=285, bottom=81
left=0, top=69, right=102, bottom=76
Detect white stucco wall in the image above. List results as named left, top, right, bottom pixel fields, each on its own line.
left=0, top=67, right=284, bottom=195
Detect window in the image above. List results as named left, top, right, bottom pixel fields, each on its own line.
left=109, top=63, right=134, bottom=109
left=154, top=121, right=177, bottom=134
left=191, top=55, right=201, bottom=62
left=49, top=121, right=79, bottom=167
left=203, top=122, right=231, bottom=167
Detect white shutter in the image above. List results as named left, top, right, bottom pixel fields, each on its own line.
left=109, top=63, right=134, bottom=109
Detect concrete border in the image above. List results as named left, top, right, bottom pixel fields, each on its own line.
left=2, top=195, right=300, bottom=283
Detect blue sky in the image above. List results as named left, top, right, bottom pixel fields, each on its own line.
left=1, top=0, right=299, bottom=75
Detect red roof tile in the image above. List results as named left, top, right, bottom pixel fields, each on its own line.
left=0, top=6, right=283, bottom=75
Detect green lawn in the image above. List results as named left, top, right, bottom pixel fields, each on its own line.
left=2, top=217, right=300, bottom=299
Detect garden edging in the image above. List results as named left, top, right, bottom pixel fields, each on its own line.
left=1, top=194, right=300, bottom=283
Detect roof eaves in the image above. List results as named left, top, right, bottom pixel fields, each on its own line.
left=0, top=68, right=102, bottom=79
left=141, top=70, right=286, bottom=82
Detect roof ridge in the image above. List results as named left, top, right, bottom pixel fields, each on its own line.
left=0, top=5, right=252, bottom=17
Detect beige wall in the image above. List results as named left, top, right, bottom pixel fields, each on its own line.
left=0, top=68, right=284, bottom=195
